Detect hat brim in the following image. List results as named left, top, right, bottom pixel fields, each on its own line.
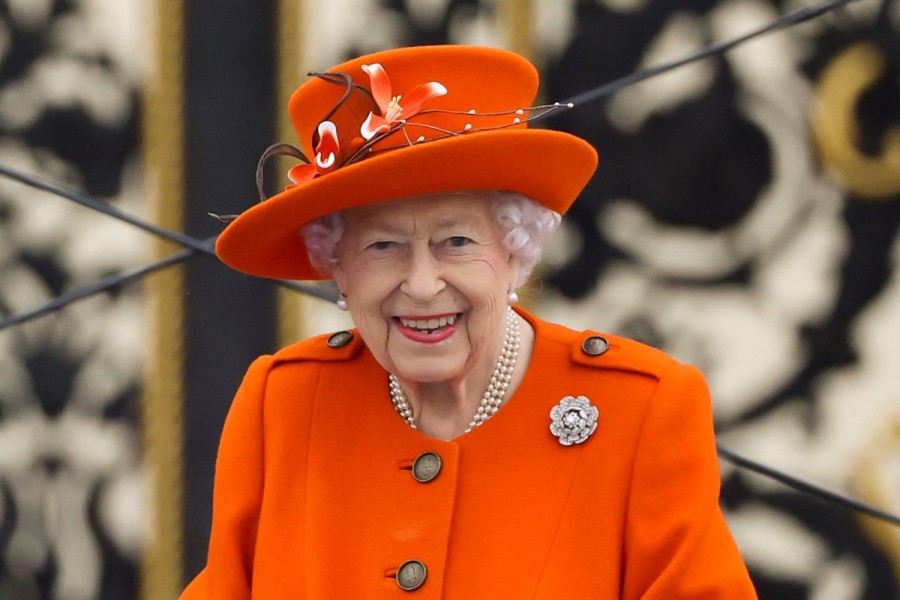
left=216, top=128, right=598, bottom=280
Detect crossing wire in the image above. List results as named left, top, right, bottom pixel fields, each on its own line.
left=0, top=166, right=337, bottom=311
left=558, top=0, right=864, bottom=110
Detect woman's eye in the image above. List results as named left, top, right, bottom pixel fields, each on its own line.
left=369, top=241, right=396, bottom=250
left=445, top=236, right=472, bottom=248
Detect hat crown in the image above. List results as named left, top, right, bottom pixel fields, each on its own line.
left=289, top=46, right=540, bottom=170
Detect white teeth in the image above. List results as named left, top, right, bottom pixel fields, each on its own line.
left=399, top=314, right=459, bottom=330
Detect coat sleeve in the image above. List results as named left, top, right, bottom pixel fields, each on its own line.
left=621, top=363, right=757, bottom=599
left=180, top=354, right=274, bottom=600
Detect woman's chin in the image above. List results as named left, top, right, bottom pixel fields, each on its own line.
left=383, top=315, right=470, bottom=382
left=389, top=360, right=467, bottom=385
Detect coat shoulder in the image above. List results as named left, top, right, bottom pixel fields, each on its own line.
left=271, top=328, right=364, bottom=365
left=535, top=316, right=683, bottom=380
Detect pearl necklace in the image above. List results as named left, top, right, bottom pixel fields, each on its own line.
left=388, top=307, right=521, bottom=433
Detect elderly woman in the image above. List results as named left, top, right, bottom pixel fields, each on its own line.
left=182, top=46, right=757, bottom=598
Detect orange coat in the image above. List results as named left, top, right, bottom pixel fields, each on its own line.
left=182, top=309, right=757, bottom=598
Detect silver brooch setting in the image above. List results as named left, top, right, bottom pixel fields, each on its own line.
left=550, top=396, right=599, bottom=446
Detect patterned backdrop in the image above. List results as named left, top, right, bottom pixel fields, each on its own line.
left=0, top=0, right=896, bottom=598
left=0, top=1, right=143, bottom=599
left=535, top=0, right=900, bottom=596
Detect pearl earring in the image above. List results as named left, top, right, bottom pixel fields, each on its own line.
left=507, top=290, right=519, bottom=305
left=336, top=294, right=348, bottom=311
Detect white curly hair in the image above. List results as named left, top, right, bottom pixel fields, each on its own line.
left=301, top=190, right=561, bottom=288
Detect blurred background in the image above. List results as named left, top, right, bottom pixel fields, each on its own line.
left=0, top=0, right=897, bottom=598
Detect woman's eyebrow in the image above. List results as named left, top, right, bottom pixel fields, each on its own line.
left=433, top=217, right=479, bottom=230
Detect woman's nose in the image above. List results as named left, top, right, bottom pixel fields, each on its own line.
left=400, top=247, right=445, bottom=301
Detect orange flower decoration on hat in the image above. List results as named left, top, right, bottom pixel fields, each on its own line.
left=286, top=121, right=341, bottom=187
left=359, top=63, right=448, bottom=140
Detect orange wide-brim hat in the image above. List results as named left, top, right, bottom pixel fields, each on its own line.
left=215, top=45, right=598, bottom=280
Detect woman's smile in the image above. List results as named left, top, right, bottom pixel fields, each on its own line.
left=393, top=313, right=461, bottom=343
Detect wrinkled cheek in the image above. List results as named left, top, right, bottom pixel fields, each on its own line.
left=348, top=310, right=386, bottom=349
left=465, top=294, right=505, bottom=359
left=479, top=291, right=505, bottom=325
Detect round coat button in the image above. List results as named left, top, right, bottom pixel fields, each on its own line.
left=326, top=330, right=353, bottom=348
left=412, top=452, right=442, bottom=483
left=581, top=335, right=609, bottom=356
left=396, top=560, right=427, bottom=591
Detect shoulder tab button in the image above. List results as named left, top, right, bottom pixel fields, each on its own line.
left=581, top=335, right=609, bottom=356
left=326, top=330, right=353, bottom=348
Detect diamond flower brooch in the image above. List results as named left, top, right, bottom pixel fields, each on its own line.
left=550, top=396, right=599, bottom=446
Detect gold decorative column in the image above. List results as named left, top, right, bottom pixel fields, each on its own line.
left=141, top=0, right=186, bottom=597
left=499, top=0, right=534, bottom=60
left=276, top=0, right=308, bottom=347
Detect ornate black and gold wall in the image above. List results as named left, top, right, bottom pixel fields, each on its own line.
left=0, top=1, right=896, bottom=599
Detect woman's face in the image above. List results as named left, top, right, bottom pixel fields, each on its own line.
left=332, top=193, right=518, bottom=385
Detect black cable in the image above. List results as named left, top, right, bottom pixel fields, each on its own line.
left=550, top=0, right=864, bottom=111
left=0, top=164, right=213, bottom=254
left=0, top=168, right=339, bottom=328
left=0, top=240, right=338, bottom=330
left=0, top=247, right=196, bottom=330
left=718, top=445, right=900, bottom=527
